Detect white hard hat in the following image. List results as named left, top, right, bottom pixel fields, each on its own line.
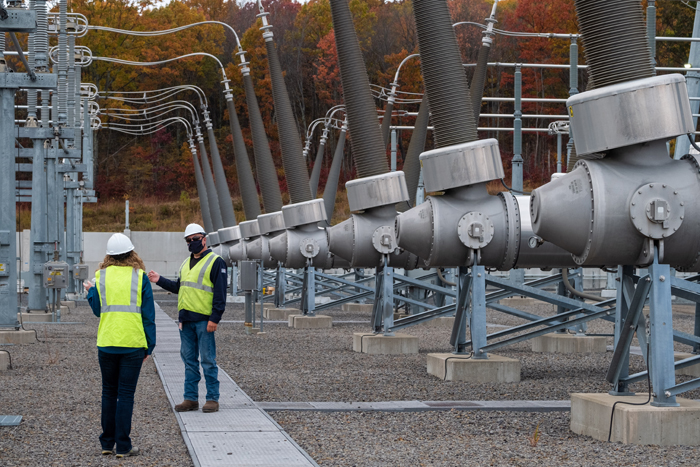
left=106, top=233, right=135, bottom=256
left=184, top=223, right=206, bottom=238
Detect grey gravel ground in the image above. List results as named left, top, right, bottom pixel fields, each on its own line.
left=158, top=297, right=700, bottom=403
left=0, top=302, right=192, bottom=467
left=4, top=289, right=700, bottom=466
left=273, top=410, right=700, bottom=466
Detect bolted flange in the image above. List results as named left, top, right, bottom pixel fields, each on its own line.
left=629, top=183, right=684, bottom=240
left=457, top=211, right=494, bottom=250
left=371, top=225, right=397, bottom=255
left=300, top=237, right=320, bottom=259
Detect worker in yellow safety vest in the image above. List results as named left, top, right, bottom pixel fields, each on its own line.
left=148, top=223, right=227, bottom=413
left=85, top=233, right=156, bottom=458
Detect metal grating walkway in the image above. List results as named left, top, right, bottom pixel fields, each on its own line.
left=151, top=304, right=317, bottom=467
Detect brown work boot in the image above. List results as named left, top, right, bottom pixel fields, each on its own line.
left=202, top=401, right=219, bottom=413
left=174, top=400, right=199, bottom=412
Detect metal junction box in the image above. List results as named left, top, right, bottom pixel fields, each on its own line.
left=73, top=264, right=89, bottom=280
left=238, top=260, right=257, bottom=291
left=43, top=262, right=69, bottom=289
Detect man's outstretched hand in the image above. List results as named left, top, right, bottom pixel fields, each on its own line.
left=147, top=270, right=160, bottom=283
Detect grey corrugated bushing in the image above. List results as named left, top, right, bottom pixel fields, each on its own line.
left=328, top=172, right=418, bottom=269
left=532, top=75, right=698, bottom=268
left=268, top=199, right=343, bottom=269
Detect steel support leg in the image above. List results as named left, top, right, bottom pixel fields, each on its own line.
left=0, top=88, right=18, bottom=327
left=610, top=265, right=636, bottom=395
left=471, top=265, right=488, bottom=359
left=450, top=266, right=471, bottom=354
left=381, top=260, right=394, bottom=336
left=648, top=255, right=679, bottom=407
left=275, top=263, right=286, bottom=308
left=28, top=140, right=48, bottom=311
left=572, top=268, right=586, bottom=334
left=355, top=268, right=366, bottom=303
left=302, top=261, right=316, bottom=316
left=555, top=269, right=567, bottom=333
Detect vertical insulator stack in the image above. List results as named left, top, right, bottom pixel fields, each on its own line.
left=329, top=0, right=389, bottom=178
left=412, top=0, right=478, bottom=148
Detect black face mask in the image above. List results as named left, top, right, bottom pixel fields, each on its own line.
left=188, top=239, right=204, bottom=253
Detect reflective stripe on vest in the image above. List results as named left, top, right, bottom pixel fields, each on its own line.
left=98, top=267, right=141, bottom=313
left=178, top=252, right=218, bottom=316
left=95, top=266, right=147, bottom=349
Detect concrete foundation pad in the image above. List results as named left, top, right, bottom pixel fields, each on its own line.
left=226, top=295, right=245, bottom=303
left=341, top=303, right=373, bottom=313
left=0, top=330, right=37, bottom=345
left=674, top=352, right=700, bottom=377
left=352, top=333, right=419, bottom=354
left=571, top=393, right=700, bottom=445
left=0, top=350, right=9, bottom=371
left=244, top=327, right=261, bottom=335
left=288, top=315, right=333, bottom=329
left=393, top=313, right=408, bottom=321
left=264, top=308, right=300, bottom=320
left=60, top=301, right=76, bottom=309
left=18, top=312, right=53, bottom=323
left=426, top=353, right=521, bottom=383
left=531, top=333, right=607, bottom=353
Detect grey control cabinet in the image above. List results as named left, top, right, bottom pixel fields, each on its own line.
left=73, top=264, right=89, bottom=280
left=238, top=261, right=257, bottom=291
left=43, top=262, right=70, bottom=289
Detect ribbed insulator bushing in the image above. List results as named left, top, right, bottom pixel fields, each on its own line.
left=226, top=99, right=261, bottom=220
left=412, top=0, right=478, bottom=148
left=398, top=95, right=429, bottom=212
left=323, top=127, right=347, bottom=223
left=309, top=137, right=326, bottom=198
left=192, top=151, right=214, bottom=234
left=574, top=0, right=654, bottom=88
left=470, top=44, right=491, bottom=122
left=265, top=40, right=312, bottom=204
left=198, top=140, right=224, bottom=231
left=329, top=0, right=389, bottom=178
left=35, top=0, right=49, bottom=70
left=243, top=73, right=283, bottom=213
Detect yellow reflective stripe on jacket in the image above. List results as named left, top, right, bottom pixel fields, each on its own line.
left=96, top=266, right=147, bottom=349
left=98, top=266, right=141, bottom=313
left=178, top=252, right=218, bottom=316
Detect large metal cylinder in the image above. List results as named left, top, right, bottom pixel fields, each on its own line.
left=513, top=196, right=577, bottom=269
left=532, top=142, right=700, bottom=268
left=327, top=172, right=418, bottom=269
left=532, top=74, right=697, bottom=268
left=396, top=183, right=518, bottom=269
left=218, top=225, right=241, bottom=267
left=268, top=199, right=344, bottom=269
left=228, top=220, right=261, bottom=262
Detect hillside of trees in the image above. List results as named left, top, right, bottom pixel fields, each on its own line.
left=36, top=0, right=700, bottom=219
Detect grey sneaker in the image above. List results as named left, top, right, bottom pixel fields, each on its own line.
left=116, top=447, right=140, bottom=458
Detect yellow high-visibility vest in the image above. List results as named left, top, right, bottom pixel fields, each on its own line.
left=95, top=266, right=147, bottom=349
left=178, top=251, right=219, bottom=316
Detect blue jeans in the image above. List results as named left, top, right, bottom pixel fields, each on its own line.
left=180, top=321, right=219, bottom=402
left=98, top=349, right=144, bottom=454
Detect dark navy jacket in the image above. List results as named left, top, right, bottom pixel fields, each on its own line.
left=155, top=249, right=227, bottom=324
